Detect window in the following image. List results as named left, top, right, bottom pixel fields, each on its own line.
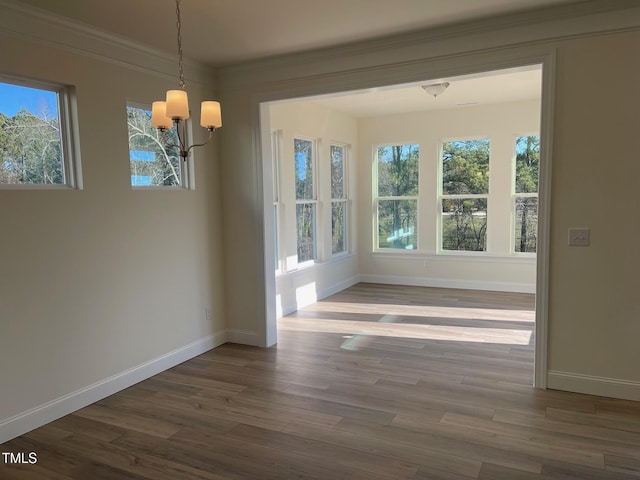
left=331, top=144, right=347, bottom=255
left=441, top=139, right=490, bottom=251
left=295, top=138, right=316, bottom=263
left=0, top=76, right=79, bottom=187
left=376, top=144, right=419, bottom=250
left=514, top=135, right=539, bottom=253
left=127, top=103, right=185, bottom=187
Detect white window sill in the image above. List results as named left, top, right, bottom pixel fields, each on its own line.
left=372, top=251, right=536, bottom=264
left=278, top=252, right=357, bottom=277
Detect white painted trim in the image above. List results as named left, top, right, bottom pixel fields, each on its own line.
left=0, top=333, right=226, bottom=444
left=225, top=329, right=264, bottom=347
left=359, top=274, right=534, bottom=294
left=534, top=50, right=556, bottom=390
left=278, top=305, right=293, bottom=317
left=319, top=274, right=360, bottom=301
left=280, top=274, right=361, bottom=317
left=547, top=371, right=640, bottom=402
left=0, top=0, right=214, bottom=85
left=0, top=74, right=83, bottom=190
left=219, top=2, right=640, bottom=88
left=280, top=302, right=298, bottom=318
left=257, top=102, right=275, bottom=348
left=278, top=253, right=358, bottom=279
left=254, top=49, right=554, bottom=391
left=371, top=252, right=536, bottom=265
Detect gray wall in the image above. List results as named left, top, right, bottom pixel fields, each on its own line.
left=0, top=10, right=226, bottom=437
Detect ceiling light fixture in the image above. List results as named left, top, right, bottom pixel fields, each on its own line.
left=422, top=82, right=450, bottom=98
left=151, top=0, right=222, bottom=161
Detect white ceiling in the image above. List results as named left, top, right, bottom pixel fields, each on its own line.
left=11, top=0, right=582, bottom=67
left=291, top=66, right=542, bottom=118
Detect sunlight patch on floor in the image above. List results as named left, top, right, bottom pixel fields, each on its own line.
left=279, top=317, right=532, bottom=345
left=304, top=301, right=535, bottom=323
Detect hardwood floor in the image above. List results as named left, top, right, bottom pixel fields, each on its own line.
left=3, top=283, right=640, bottom=479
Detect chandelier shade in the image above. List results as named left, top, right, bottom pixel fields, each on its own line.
left=165, top=90, right=190, bottom=120
left=151, top=101, right=172, bottom=129
left=201, top=101, right=222, bottom=129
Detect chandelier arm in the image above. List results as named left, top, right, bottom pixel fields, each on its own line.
left=172, top=119, right=190, bottom=160
left=184, top=129, right=215, bottom=156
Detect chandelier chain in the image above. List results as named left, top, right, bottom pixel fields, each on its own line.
left=176, top=0, right=185, bottom=89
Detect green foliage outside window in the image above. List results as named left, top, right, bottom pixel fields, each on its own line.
left=295, top=138, right=316, bottom=262
left=377, top=144, right=419, bottom=197
left=441, top=140, right=490, bottom=251
left=442, top=139, right=490, bottom=195
left=331, top=145, right=347, bottom=254
left=377, top=144, right=419, bottom=250
left=378, top=199, right=417, bottom=249
left=514, top=135, right=540, bottom=253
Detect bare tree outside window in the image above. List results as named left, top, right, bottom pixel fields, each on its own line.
left=127, top=105, right=181, bottom=187
left=0, top=82, right=63, bottom=185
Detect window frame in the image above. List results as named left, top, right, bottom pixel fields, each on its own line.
left=271, top=130, right=283, bottom=274
left=330, top=142, right=348, bottom=256
left=374, top=143, right=420, bottom=252
left=438, top=137, right=490, bottom=254
left=0, top=73, right=82, bottom=190
left=126, top=100, right=193, bottom=190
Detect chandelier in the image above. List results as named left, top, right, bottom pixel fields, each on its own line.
left=151, top=0, right=222, bottom=161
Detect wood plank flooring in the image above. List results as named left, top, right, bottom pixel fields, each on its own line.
left=3, top=283, right=640, bottom=479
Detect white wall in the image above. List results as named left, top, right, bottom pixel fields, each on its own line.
left=357, top=100, right=540, bottom=292
left=0, top=9, right=225, bottom=442
left=269, top=98, right=540, bottom=307
left=269, top=101, right=359, bottom=316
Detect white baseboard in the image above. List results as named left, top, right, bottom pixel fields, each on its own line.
left=359, top=274, right=535, bottom=294
left=0, top=332, right=226, bottom=444
left=225, top=329, right=263, bottom=347
left=547, top=370, right=640, bottom=401
left=280, top=274, right=360, bottom=317
left=281, top=303, right=297, bottom=317
left=319, top=274, right=360, bottom=300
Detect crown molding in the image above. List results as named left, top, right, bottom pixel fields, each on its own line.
left=217, top=0, right=640, bottom=89
left=0, top=0, right=215, bottom=86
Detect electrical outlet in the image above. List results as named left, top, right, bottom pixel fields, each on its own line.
left=568, top=228, right=590, bottom=246
left=205, top=307, right=212, bottom=321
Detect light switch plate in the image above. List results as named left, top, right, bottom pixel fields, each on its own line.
left=568, top=228, right=590, bottom=246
